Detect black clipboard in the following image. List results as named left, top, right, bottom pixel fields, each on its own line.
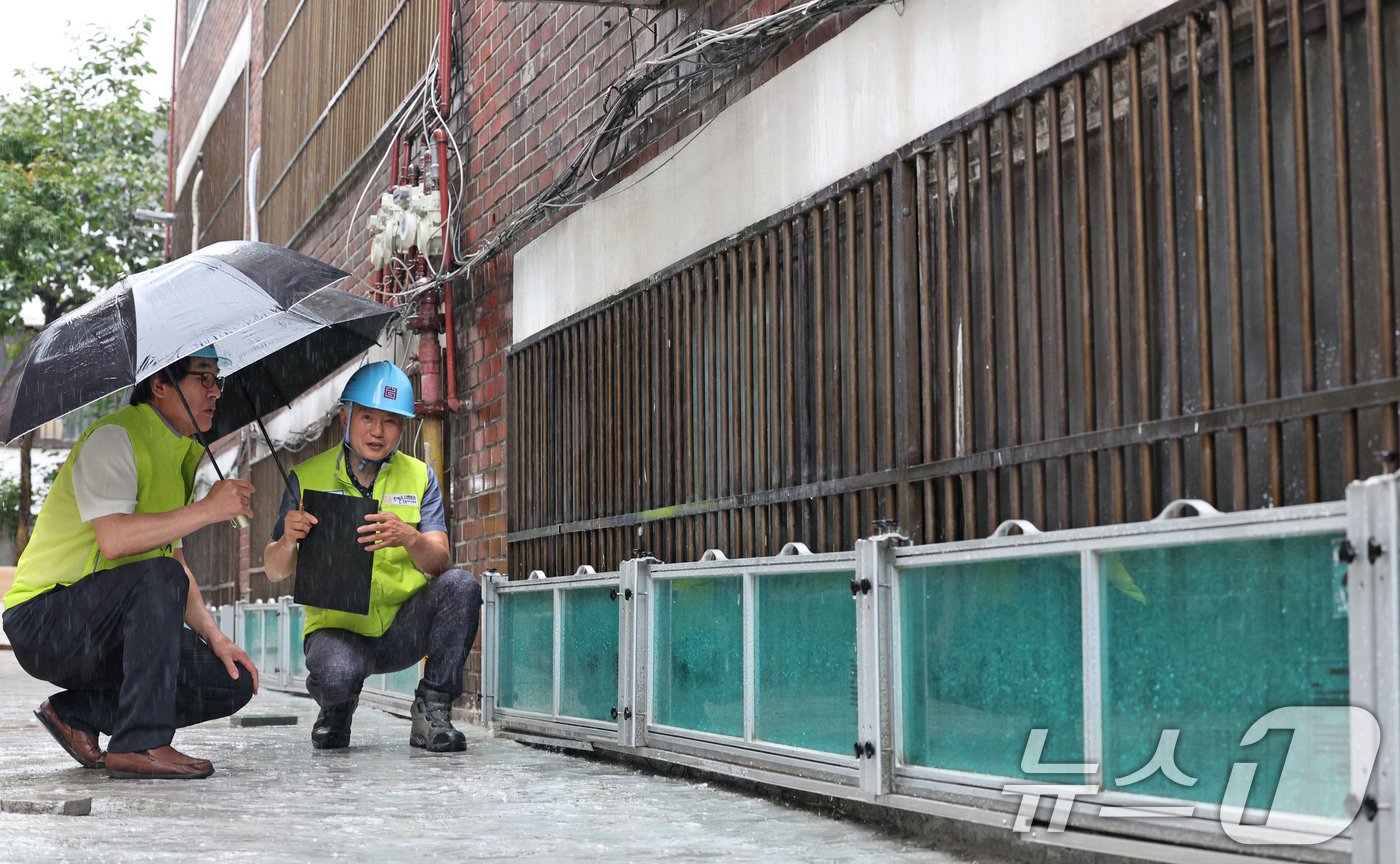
left=294, top=489, right=378, bottom=615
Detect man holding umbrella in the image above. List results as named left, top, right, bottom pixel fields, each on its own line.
left=264, top=361, right=480, bottom=753
left=2, top=347, right=259, bottom=780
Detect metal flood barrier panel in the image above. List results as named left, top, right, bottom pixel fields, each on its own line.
left=484, top=476, right=1400, bottom=864
left=215, top=597, right=419, bottom=706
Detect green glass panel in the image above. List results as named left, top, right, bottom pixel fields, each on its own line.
left=754, top=571, right=857, bottom=754
left=900, top=555, right=1083, bottom=781
left=383, top=664, right=421, bottom=695
left=242, top=610, right=263, bottom=670
left=290, top=606, right=307, bottom=677
left=653, top=577, right=743, bottom=736
left=264, top=610, right=281, bottom=673
left=1101, top=534, right=1350, bottom=818
left=499, top=590, right=555, bottom=713
left=560, top=587, right=619, bottom=721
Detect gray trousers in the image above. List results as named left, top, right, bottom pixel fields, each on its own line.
left=304, top=568, right=482, bottom=708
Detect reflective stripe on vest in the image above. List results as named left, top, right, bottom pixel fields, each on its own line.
left=4, top=403, right=204, bottom=610
left=290, top=446, right=430, bottom=639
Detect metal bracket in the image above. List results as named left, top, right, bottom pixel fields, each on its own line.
left=991, top=519, right=1041, bottom=538
left=1153, top=499, right=1221, bottom=520
left=777, top=541, right=813, bottom=556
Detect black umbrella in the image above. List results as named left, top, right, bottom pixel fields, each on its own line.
left=0, top=241, right=393, bottom=444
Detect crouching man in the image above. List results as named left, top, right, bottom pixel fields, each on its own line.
left=263, top=361, right=481, bottom=752
left=1, top=347, right=258, bottom=779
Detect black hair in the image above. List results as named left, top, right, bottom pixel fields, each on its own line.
left=130, top=357, right=193, bottom=405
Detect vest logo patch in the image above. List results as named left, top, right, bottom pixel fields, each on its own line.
left=387, top=493, right=419, bottom=507
left=383, top=386, right=398, bottom=400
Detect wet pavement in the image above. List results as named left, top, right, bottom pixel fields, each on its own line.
left=0, top=651, right=969, bottom=863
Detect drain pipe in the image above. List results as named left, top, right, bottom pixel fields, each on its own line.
left=190, top=164, right=205, bottom=252
left=247, top=148, right=261, bottom=241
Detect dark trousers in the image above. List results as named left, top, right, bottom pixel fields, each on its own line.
left=1, top=557, right=254, bottom=753
left=305, top=568, right=481, bottom=707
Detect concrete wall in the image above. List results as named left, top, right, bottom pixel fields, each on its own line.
left=513, top=0, right=1178, bottom=342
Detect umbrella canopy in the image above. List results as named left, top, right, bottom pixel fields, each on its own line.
left=0, top=241, right=394, bottom=444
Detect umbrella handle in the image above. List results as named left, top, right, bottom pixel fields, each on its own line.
left=236, top=377, right=300, bottom=504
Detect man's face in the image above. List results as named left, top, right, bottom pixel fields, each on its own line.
left=154, top=356, right=222, bottom=436
left=343, top=404, right=404, bottom=462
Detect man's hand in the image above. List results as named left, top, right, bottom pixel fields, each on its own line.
left=209, top=634, right=260, bottom=694
left=358, top=511, right=417, bottom=552
left=201, top=479, right=255, bottom=524
left=281, top=509, right=318, bottom=543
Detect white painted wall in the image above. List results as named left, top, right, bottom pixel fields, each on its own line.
left=513, top=0, right=1176, bottom=343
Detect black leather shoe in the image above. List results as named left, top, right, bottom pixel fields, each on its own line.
left=311, top=696, right=357, bottom=750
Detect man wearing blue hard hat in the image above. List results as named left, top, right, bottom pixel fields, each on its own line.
left=263, top=361, right=480, bottom=752
left=2, top=346, right=258, bottom=780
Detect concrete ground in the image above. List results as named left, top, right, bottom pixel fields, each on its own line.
left=0, top=651, right=969, bottom=864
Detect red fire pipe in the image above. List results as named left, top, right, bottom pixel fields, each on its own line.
left=435, top=0, right=461, bottom=411
left=436, top=129, right=460, bottom=411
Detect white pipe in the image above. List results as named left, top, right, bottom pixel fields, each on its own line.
left=247, top=147, right=260, bottom=242
left=191, top=168, right=205, bottom=252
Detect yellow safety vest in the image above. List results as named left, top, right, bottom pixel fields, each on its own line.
left=4, top=403, right=204, bottom=610
left=290, top=446, right=430, bottom=638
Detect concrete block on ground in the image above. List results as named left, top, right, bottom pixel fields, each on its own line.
left=230, top=714, right=299, bottom=727
left=0, top=795, right=92, bottom=816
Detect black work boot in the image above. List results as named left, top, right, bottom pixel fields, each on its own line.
left=311, top=696, right=358, bottom=750
left=410, top=687, right=467, bottom=752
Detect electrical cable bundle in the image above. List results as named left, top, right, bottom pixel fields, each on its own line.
left=351, top=0, right=897, bottom=316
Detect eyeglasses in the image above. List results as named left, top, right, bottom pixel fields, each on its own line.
left=187, top=371, right=225, bottom=393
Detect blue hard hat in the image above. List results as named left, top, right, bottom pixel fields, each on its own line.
left=190, top=344, right=230, bottom=371
left=340, top=361, right=416, bottom=418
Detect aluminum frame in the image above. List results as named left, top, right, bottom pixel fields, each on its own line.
left=484, top=497, right=1378, bottom=863
left=644, top=549, right=862, bottom=774
left=886, top=499, right=1355, bottom=852
left=489, top=568, right=624, bottom=731
left=1346, top=474, right=1400, bottom=864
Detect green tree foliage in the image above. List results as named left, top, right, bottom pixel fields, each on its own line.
left=0, top=19, right=166, bottom=553
left=0, top=19, right=166, bottom=328
left=0, top=452, right=59, bottom=537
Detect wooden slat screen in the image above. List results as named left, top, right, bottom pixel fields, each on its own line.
left=510, top=173, right=899, bottom=575
left=185, top=520, right=239, bottom=607
left=509, top=0, right=1400, bottom=575
left=258, top=0, right=436, bottom=245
